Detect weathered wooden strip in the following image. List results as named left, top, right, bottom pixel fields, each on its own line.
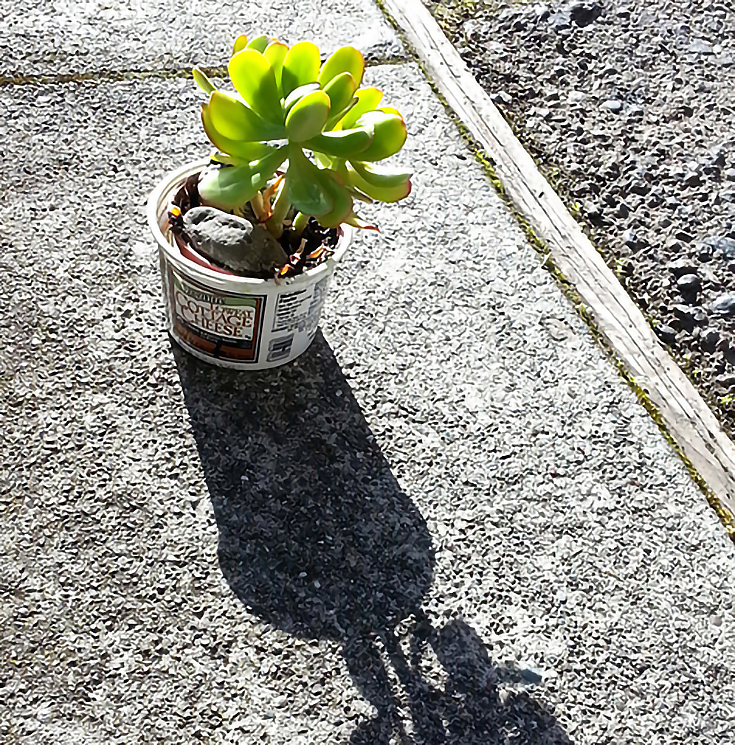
left=382, top=0, right=735, bottom=525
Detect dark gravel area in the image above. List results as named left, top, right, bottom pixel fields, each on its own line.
left=423, top=0, right=735, bottom=433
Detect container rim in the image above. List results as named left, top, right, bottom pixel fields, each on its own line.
left=147, top=159, right=353, bottom=292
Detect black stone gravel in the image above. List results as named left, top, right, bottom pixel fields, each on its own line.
left=423, top=0, right=735, bottom=428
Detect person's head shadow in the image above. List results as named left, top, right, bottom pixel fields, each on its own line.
left=175, top=331, right=434, bottom=640
left=345, top=615, right=572, bottom=745
left=175, top=333, right=571, bottom=744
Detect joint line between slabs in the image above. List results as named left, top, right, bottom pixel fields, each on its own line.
left=0, top=56, right=409, bottom=88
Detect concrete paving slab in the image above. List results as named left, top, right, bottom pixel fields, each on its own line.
left=2, top=65, right=735, bottom=744
left=0, top=0, right=404, bottom=78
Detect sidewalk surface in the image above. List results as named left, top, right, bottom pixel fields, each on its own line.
left=2, top=2, right=734, bottom=744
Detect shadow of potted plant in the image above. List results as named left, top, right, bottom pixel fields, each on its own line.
left=176, top=335, right=571, bottom=744
left=148, top=33, right=412, bottom=369
left=176, top=332, right=434, bottom=639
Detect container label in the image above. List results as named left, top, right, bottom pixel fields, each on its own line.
left=273, top=277, right=330, bottom=335
left=267, top=333, right=295, bottom=363
left=166, top=266, right=265, bottom=362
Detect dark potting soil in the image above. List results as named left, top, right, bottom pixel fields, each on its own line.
left=423, top=0, right=735, bottom=434
left=170, top=171, right=340, bottom=279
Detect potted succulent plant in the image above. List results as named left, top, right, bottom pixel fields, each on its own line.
left=147, top=33, right=412, bottom=369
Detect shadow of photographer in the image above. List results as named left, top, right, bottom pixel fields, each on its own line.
left=176, top=333, right=571, bottom=744
left=346, top=616, right=572, bottom=745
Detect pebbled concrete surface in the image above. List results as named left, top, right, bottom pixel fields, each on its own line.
left=1, top=52, right=734, bottom=745
left=0, top=0, right=405, bottom=78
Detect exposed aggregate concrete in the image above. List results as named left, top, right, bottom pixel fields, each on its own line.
left=1, top=62, right=735, bottom=744
left=0, top=0, right=405, bottom=78
left=423, top=0, right=735, bottom=432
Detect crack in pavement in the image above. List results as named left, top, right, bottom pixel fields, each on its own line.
left=0, top=56, right=409, bottom=88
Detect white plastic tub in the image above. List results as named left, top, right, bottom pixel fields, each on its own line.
left=147, top=161, right=351, bottom=370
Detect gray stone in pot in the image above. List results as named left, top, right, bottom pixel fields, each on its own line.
left=182, top=206, right=288, bottom=275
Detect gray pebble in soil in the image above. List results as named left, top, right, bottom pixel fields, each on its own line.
left=655, top=324, right=678, bottom=344
left=667, top=258, right=699, bottom=277
left=547, top=10, right=572, bottom=30
left=687, top=39, right=714, bottom=56
left=708, top=146, right=726, bottom=169
left=623, top=229, right=645, bottom=249
left=715, top=341, right=732, bottom=363
left=672, top=304, right=707, bottom=326
left=520, top=667, right=544, bottom=684
left=491, top=90, right=513, bottom=106
left=698, top=245, right=715, bottom=262
left=602, top=99, right=624, bottom=113
left=701, top=328, right=721, bottom=352
left=182, top=205, right=288, bottom=276
left=676, top=273, right=701, bottom=295
left=710, top=294, right=735, bottom=318
left=629, top=180, right=651, bottom=196
left=570, top=2, right=603, bottom=27
left=548, top=1, right=602, bottom=29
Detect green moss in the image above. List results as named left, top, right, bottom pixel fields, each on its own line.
left=423, top=0, right=495, bottom=36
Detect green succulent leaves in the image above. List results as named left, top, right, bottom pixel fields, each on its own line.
left=198, top=146, right=288, bottom=209
left=281, top=42, right=322, bottom=97
left=228, top=49, right=283, bottom=125
left=285, top=90, right=330, bottom=141
left=191, top=35, right=412, bottom=233
left=352, top=110, right=407, bottom=161
left=318, top=46, right=364, bottom=88
left=206, top=90, right=282, bottom=141
left=322, top=72, right=358, bottom=125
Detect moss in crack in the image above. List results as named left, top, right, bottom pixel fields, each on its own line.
left=422, top=0, right=496, bottom=37
left=0, top=67, right=221, bottom=87
left=0, top=55, right=404, bottom=88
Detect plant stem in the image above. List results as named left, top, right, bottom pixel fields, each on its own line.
left=292, top=211, right=310, bottom=235
left=250, top=192, right=268, bottom=222
left=266, top=179, right=291, bottom=239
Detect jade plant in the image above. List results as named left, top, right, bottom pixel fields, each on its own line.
left=191, top=34, right=412, bottom=241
